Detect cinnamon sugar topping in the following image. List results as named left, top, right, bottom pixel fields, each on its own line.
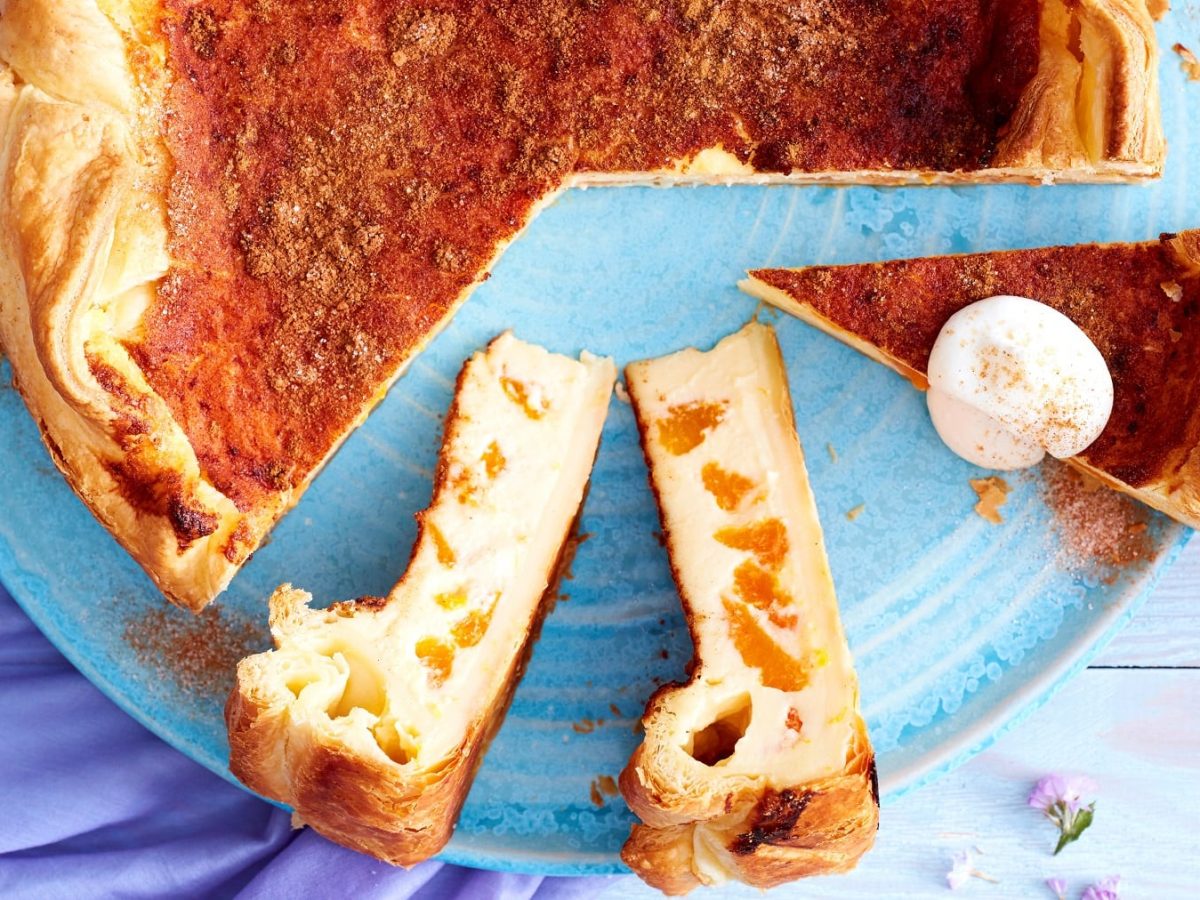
left=124, top=606, right=265, bottom=697
left=1042, top=462, right=1152, bottom=576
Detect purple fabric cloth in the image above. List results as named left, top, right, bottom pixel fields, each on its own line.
left=0, top=585, right=617, bottom=898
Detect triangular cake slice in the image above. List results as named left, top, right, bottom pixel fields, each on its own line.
left=741, top=231, right=1200, bottom=529
left=620, top=323, right=877, bottom=895
left=226, top=333, right=615, bottom=865
left=0, top=0, right=1165, bottom=609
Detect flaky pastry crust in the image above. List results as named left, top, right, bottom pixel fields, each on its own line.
left=0, top=0, right=1166, bottom=611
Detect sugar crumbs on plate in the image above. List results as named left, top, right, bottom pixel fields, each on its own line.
left=124, top=605, right=267, bottom=699
left=1042, top=461, right=1152, bottom=579
left=970, top=476, right=1010, bottom=525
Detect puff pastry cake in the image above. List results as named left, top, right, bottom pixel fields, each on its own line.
left=226, top=333, right=615, bottom=865
left=620, top=323, right=877, bottom=894
left=0, top=0, right=1165, bottom=610
left=742, top=230, right=1200, bottom=530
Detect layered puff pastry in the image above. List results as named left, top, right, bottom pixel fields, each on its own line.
left=226, top=333, right=615, bottom=866
left=620, top=323, right=877, bottom=895
left=742, top=231, right=1200, bottom=530
left=0, top=0, right=1166, bottom=610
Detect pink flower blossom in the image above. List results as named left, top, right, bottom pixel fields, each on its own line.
left=1028, top=774, right=1097, bottom=814
left=1028, top=774, right=1098, bottom=854
left=1081, top=875, right=1121, bottom=900
left=946, top=851, right=973, bottom=890
left=1045, top=877, right=1068, bottom=899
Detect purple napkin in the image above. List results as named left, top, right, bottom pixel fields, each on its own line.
left=0, top=586, right=617, bottom=898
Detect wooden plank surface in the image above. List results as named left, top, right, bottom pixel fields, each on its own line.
left=1095, top=541, right=1199, bottom=668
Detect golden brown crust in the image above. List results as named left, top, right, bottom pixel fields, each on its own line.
left=0, top=0, right=1166, bottom=611
left=742, top=230, right=1200, bottom=530
left=993, top=0, right=1163, bottom=175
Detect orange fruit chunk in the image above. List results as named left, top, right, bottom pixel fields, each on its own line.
left=701, top=462, right=755, bottom=511
left=483, top=441, right=506, bottom=479
left=715, top=519, right=788, bottom=570
left=415, top=637, right=455, bottom=686
left=731, top=559, right=796, bottom=629
left=451, top=595, right=499, bottom=648
left=655, top=401, right=726, bottom=455
left=723, top=598, right=808, bottom=693
left=428, top=521, right=455, bottom=566
left=501, top=376, right=547, bottom=419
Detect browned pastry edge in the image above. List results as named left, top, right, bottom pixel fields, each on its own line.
left=617, top=336, right=878, bottom=895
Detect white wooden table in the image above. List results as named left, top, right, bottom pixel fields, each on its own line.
left=598, top=542, right=1200, bottom=898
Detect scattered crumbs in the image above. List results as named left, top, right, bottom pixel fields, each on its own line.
left=1161, top=280, right=1184, bottom=302
left=615, top=381, right=631, bottom=404
left=1174, top=43, right=1200, bottom=81
left=609, top=702, right=622, bottom=717
left=1043, top=461, right=1152, bottom=577
left=290, top=812, right=307, bottom=831
left=659, top=648, right=669, bottom=660
left=588, top=774, right=620, bottom=806
left=845, top=503, right=865, bottom=522
left=573, top=718, right=596, bottom=734
left=123, top=605, right=267, bottom=697
left=1147, top=0, right=1169, bottom=20
left=652, top=530, right=667, bottom=548
left=970, top=476, right=1010, bottom=525
left=827, top=443, right=838, bottom=463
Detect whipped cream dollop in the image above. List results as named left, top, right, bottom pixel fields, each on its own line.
left=926, top=295, right=1114, bottom=471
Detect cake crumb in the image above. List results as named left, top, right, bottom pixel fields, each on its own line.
left=588, top=774, right=619, bottom=806
left=1161, top=280, right=1184, bottom=302
left=573, top=718, right=596, bottom=734
left=827, top=443, right=838, bottom=463
left=845, top=503, right=865, bottom=522
left=970, top=477, right=1010, bottom=525
left=615, top=381, right=631, bottom=404
left=1147, top=0, right=1169, bottom=21
left=609, top=702, right=622, bottom=717
left=1174, top=43, right=1200, bottom=81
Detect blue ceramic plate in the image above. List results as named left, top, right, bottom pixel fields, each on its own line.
left=1, top=11, right=1196, bottom=876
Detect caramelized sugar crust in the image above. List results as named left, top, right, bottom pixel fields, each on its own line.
left=136, top=0, right=1039, bottom=508
left=751, top=236, right=1200, bottom=489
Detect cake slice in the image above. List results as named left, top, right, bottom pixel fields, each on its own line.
left=741, top=231, right=1200, bottom=529
left=225, top=333, right=615, bottom=866
left=620, top=323, right=877, bottom=895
